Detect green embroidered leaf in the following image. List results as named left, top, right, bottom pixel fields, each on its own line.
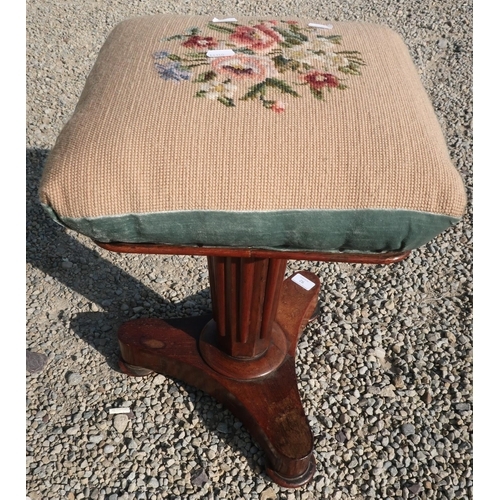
left=290, top=31, right=308, bottom=42
left=185, top=52, right=209, bottom=59
left=310, top=87, right=323, bottom=100
left=208, top=22, right=235, bottom=33
left=339, top=64, right=362, bottom=76
left=317, top=35, right=342, bottom=44
left=272, top=55, right=286, bottom=70
left=155, top=19, right=364, bottom=111
left=283, top=37, right=304, bottom=46
left=274, top=27, right=308, bottom=42
left=261, top=98, right=275, bottom=109
left=184, top=63, right=210, bottom=70
left=337, top=50, right=363, bottom=55
left=337, top=51, right=366, bottom=65
left=288, top=24, right=309, bottom=40
left=264, top=78, right=300, bottom=97
left=272, top=55, right=301, bottom=72
left=161, top=34, right=186, bottom=42
left=234, top=47, right=257, bottom=55
left=240, top=81, right=268, bottom=100
left=345, top=58, right=366, bottom=66
left=218, top=96, right=236, bottom=107
left=194, top=71, right=217, bottom=82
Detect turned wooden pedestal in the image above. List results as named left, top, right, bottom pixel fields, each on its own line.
left=97, top=242, right=409, bottom=487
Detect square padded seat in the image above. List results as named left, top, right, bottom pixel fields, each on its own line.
left=39, top=14, right=466, bottom=253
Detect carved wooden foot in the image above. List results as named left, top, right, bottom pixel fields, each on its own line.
left=117, top=268, right=320, bottom=488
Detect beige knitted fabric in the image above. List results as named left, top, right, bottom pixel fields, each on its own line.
left=40, top=14, right=466, bottom=220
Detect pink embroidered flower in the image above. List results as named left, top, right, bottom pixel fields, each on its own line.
left=229, top=24, right=283, bottom=53
left=271, top=100, right=286, bottom=113
left=211, top=55, right=278, bottom=80
left=154, top=20, right=364, bottom=110
left=303, top=71, right=339, bottom=90
left=182, top=35, right=218, bottom=50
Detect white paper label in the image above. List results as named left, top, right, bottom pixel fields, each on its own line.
left=291, top=274, right=315, bottom=290
left=109, top=408, right=131, bottom=414
left=308, top=23, right=333, bottom=29
left=207, top=49, right=235, bottom=58
left=212, top=17, right=237, bottom=22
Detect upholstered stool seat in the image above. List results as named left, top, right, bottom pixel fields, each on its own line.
left=40, top=14, right=466, bottom=488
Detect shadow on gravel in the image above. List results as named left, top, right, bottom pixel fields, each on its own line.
left=27, top=148, right=269, bottom=480
left=27, top=148, right=208, bottom=359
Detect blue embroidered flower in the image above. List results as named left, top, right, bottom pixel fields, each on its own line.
left=154, top=21, right=365, bottom=109
left=154, top=62, right=191, bottom=82
left=153, top=51, right=170, bottom=59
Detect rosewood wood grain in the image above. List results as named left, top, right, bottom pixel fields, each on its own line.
left=117, top=270, right=321, bottom=487
left=96, top=241, right=410, bottom=264
left=100, top=241, right=409, bottom=487
left=207, top=257, right=287, bottom=358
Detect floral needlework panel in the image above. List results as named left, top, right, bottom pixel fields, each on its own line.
left=153, top=20, right=366, bottom=112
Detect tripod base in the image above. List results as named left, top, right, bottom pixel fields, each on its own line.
left=117, top=271, right=320, bottom=487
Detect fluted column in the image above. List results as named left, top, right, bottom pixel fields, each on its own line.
left=207, top=256, right=287, bottom=359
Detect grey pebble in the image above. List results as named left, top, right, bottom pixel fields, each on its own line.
left=335, top=431, right=347, bottom=443
left=113, top=414, right=129, bottom=433
left=147, top=477, right=159, bottom=488
left=66, top=372, right=82, bottom=386
left=385, top=299, right=395, bottom=310
left=259, top=487, right=277, bottom=500
left=422, top=390, right=433, bottom=404
left=26, top=350, right=48, bottom=373
left=191, top=468, right=209, bottom=487
left=393, top=374, right=404, bottom=388
left=216, top=422, right=229, bottom=434
left=408, top=483, right=421, bottom=495
left=402, top=423, right=416, bottom=436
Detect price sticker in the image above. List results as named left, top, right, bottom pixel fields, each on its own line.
left=291, top=274, right=315, bottom=290
left=207, top=49, right=235, bottom=57
left=308, top=23, right=333, bottom=29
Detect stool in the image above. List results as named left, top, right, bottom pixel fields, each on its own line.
left=39, top=14, right=466, bottom=487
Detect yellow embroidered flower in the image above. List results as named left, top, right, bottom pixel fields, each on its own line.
left=282, top=40, right=349, bottom=72
left=154, top=20, right=364, bottom=110
left=199, top=81, right=237, bottom=100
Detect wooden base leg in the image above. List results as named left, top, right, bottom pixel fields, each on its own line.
left=117, top=270, right=320, bottom=487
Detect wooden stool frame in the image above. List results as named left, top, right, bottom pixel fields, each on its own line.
left=97, top=241, right=409, bottom=488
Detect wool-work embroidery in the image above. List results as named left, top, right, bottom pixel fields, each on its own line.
left=154, top=20, right=365, bottom=112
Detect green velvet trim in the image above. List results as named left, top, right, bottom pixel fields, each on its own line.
left=43, top=206, right=459, bottom=253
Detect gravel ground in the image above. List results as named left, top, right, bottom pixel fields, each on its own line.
left=26, top=1, right=472, bottom=499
